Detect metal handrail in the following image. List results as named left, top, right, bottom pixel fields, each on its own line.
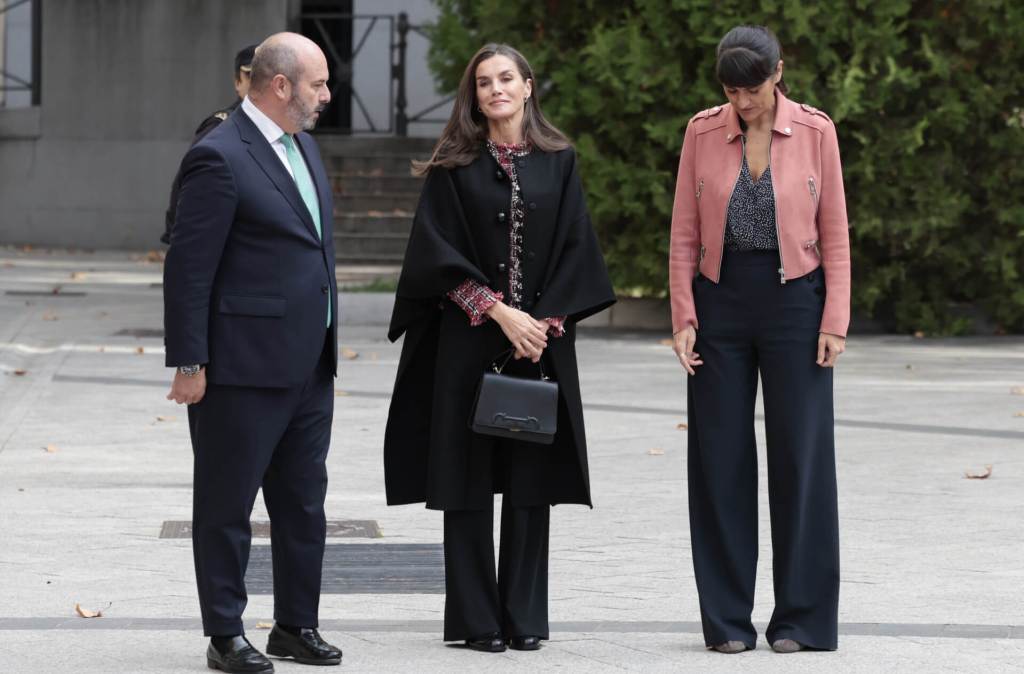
left=294, top=10, right=450, bottom=136
left=395, top=12, right=452, bottom=136
left=0, top=0, right=40, bottom=106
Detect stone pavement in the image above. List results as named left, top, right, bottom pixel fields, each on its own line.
left=1, top=247, right=1022, bottom=673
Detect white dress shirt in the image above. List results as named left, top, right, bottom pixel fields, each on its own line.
left=241, top=96, right=296, bottom=179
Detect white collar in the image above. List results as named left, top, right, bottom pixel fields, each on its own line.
left=242, top=96, right=287, bottom=145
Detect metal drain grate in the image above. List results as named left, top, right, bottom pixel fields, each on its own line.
left=245, top=543, right=445, bottom=594
left=160, top=520, right=383, bottom=539
left=113, top=328, right=165, bottom=338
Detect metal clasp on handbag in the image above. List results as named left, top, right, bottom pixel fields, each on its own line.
left=491, top=413, right=541, bottom=431
left=491, top=348, right=551, bottom=381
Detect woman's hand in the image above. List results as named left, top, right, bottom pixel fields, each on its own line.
left=672, top=326, right=703, bottom=375
left=487, top=302, right=549, bottom=362
left=817, top=332, right=846, bottom=367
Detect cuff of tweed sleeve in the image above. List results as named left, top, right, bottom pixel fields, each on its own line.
left=447, top=278, right=504, bottom=326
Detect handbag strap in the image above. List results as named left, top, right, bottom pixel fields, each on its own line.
left=490, top=348, right=550, bottom=381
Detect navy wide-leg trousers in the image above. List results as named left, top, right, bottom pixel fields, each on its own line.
left=687, top=251, right=839, bottom=650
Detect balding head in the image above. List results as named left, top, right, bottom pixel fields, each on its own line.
left=250, top=32, right=322, bottom=93
left=247, top=32, right=330, bottom=134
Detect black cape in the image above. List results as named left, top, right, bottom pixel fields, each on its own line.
left=384, top=146, right=615, bottom=510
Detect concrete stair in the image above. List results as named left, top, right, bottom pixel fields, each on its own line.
left=318, top=136, right=434, bottom=265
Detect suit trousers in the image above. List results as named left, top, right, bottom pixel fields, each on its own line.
left=687, top=250, right=839, bottom=650
left=187, top=336, right=334, bottom=636
left=442, top=500, right=550, bottom=642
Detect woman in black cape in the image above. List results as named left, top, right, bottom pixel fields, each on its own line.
left=383, top=43, right=615, bottom=653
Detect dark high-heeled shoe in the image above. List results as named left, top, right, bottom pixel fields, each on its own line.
left=465, top=632, right=506, bottom=653
left=508, top=635, right=541, bottom=651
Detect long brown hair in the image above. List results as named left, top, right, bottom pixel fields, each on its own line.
left=412, top=43, right=570, bottom=176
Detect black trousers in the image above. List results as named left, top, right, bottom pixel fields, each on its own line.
left=687, top=251, right=839, bottom=650
left=187, top=338, right=334, bottom=637
left=443, top=500, right=550, bottom=641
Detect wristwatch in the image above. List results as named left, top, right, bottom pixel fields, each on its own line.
left=178, top=364, right=203, bottom=377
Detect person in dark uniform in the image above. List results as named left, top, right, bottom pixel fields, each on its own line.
left=161, top=44, right=257, bottom=244
left=384, top=44, right=614, bottom=654
left=669, top=25, right=850, bottom=655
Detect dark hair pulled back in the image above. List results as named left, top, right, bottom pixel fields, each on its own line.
left=716, top=25, right=787, bottom=94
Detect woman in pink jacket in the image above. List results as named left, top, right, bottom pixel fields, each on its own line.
left=669, top=25, right=850, bottom=655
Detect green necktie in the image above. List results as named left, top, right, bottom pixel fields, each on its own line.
left=280, top=133, right=331, bottom=327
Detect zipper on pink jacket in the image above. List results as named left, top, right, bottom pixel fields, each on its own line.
left=767, top=134, right=786, bottom=284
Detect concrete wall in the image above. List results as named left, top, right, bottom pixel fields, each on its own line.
left=0, top=0, right=291, bottom=250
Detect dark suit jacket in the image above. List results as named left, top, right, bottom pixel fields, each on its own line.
left=163, top=107, right=338, bottom=388
left=161, top=99, right=242, bottom=244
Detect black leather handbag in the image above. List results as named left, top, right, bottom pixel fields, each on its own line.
left=470, top=349, right=558, bottom=445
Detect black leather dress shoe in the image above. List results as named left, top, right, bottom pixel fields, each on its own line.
left=508, top=635, right=542, bottom=651
left=465, top=633, right=506, bottom=653
left=265, top=624, right=342, bottom=665
left=207, top=635, right=274, bottom=673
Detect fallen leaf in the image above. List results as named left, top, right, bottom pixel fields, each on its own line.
left=913, top=331, right=925, bottom=339
left=658, top=338, right=673, bottom=346
left=135, top=347, right=145, bottom=355
left=964, top=465, right=993, bottom=480
left=43, top=444, right=58, bottom=453
left=341, top=348, right=359, bottom=360
left=155, top=415, right=175, bottom=422
left=75, top=603, right=102, bottom=618
left=255, top=621, right=273, bottom=629
left=145, top=250, right=165, bottom=263
left=647, top=447, right=665, bottom=456
left=676, top=423, right=688, bottom=430
left=1012, top=387, right=1024, bottom=396
left=42, top=311, right=58, bottom=321
left=1014, top=412, right=1024, bottom=418
left=51, top=285, right=62, bottom=295
left=12, top=369, right=27, bottom=376
left=98, top=346, right=106, bottom=353
left=70, top=271, right=87, bottom=280
left=20, top=244, right=33, bottom=252
left=334, top=390, right=349, bottom=397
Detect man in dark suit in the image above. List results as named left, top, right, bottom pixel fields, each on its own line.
left=162, top=44, right=257, bottom=245
left=164, top=32, right=342, bottom=673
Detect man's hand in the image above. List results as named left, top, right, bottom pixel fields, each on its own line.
left=816, top=333, right=846, bottom=368
left=167, top=368, right=207, bottom=405
left=672, top=326, right=703, bottom=375
left=486, top=302, right=549, bottom=363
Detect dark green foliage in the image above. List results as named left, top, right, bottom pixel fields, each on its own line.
left=427, top=0, right=1024, bottom=333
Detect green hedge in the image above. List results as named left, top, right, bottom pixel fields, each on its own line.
left=427, top=0, right=1024, bottom=334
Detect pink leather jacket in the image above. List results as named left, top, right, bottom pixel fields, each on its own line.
left=669, top=90, right=851, bottom=337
